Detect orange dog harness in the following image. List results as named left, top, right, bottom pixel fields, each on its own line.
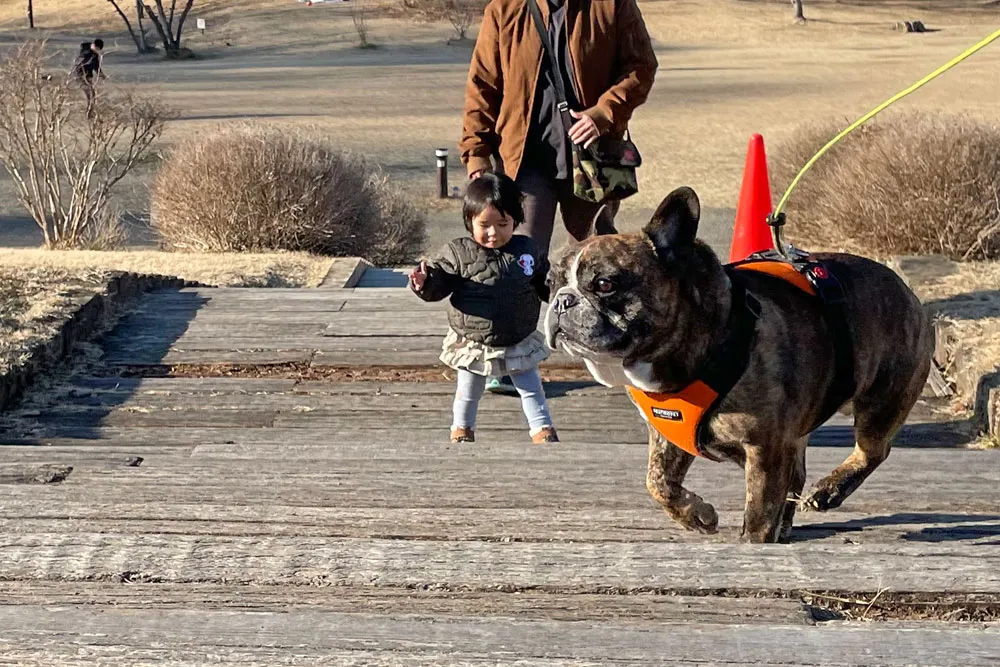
left=627, top=252, right=854, bottom=461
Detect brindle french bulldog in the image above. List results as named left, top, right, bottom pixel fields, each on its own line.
left=543, top=186, right=933, bottom=543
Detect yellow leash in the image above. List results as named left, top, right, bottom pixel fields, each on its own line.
left=771, top=25, right=1000, bottom=225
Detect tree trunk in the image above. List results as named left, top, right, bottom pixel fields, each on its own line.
left=792, top=0, right=805, bottom=21
left=174, top=0, right=195, bottom=51
left=142, top=0, right=195, bottom=55
left=108, top=0, right=145, bottom=53
left=142, top=3, right=174, bottom=52
left=136, top=0, right=151, bottom=52
left=27, top=0, right=34, bottom=28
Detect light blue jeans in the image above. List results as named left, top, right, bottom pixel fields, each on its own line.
left=452, top=367, right=553, bottom=433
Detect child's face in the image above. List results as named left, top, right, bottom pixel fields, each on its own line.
left=471, top=206, right=515, bottom=249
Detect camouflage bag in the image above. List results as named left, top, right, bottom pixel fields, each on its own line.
left=571, top=133, right=642, bottom=204
left=527, top=0, right=641, bottom=205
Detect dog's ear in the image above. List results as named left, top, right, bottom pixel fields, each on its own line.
left=643, top=186, right=700, bottom=263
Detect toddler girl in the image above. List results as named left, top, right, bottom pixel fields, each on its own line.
left=409, top=173, right=558, bottom=444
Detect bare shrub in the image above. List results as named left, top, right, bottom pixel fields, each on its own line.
left=77, top=206, right=130, bottom=251
left=150, top=123, right=427, bottom=265
left=351, top=0, right=374, bottom=48
left=770, top=111, right=1000, bottom=261
left=0, top=40, right=170, bottom=250
left=366, top=174, right=428, bottom=266
left=401, top=0, right=486, bottom=41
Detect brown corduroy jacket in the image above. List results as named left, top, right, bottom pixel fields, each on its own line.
left=459, top=0, right=658, bottom=180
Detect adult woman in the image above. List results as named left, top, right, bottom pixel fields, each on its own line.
left=460, top=0, right=657, bottom=260
left=459, top=0, right=658, bottom=392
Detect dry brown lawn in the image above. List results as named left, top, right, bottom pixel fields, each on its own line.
left=3, top=0, right=998, bottom=229
left=0, top=249, right=334, bottom=287
left=907, top=260, right=1000, bottom=408
left=0, top=266, right=110, bottom=375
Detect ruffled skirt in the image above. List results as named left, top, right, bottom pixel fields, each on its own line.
left=439, top=328, right=550, bottom=377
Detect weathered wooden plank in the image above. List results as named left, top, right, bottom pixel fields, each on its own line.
left=40, top=377, right=605, bottom=398
left=0, top=463, right=74, bottom=485
left=0, top=582, right=815, bottom=624
left=102, top=349, right=317, bottom=365
left=3, top=426, right=986, bottom=463
left=27, top=392, right=640, bottom=412
left=1, top=606, right=997, bottom=667
left=1, top=533, right=999, bottom=592
left=128, top=302, right=347, bottom=314
left=2, top=460, right=997, bottom=519
left=0, top=445, right=193, bottom=459
left=340, top=300, right=448, bottom=312
left=98, top=347, right=580, bottom=367
left=321, top=314, right=549, bottom=337
left=53, top=377, right=303, bottom=394
left=105, top=336, right=447, bottom=352
left=318, top=257, right=369, bottom=289
left=33, top=410, right=277, bottom=429
left=0, top=505, right=996, bottom=545
left=322, top=317, right=461, bottom=337
left=288, top=380, right=605, bottom=396
left=108, top=321, right=333, bottom=335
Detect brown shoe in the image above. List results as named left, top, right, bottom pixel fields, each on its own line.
left=450, top=427, right=475, bottom=443
left=531, top=427, right=559, bottom=444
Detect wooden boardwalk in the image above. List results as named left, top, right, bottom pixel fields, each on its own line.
left=1, top=275, right=998, bottom=665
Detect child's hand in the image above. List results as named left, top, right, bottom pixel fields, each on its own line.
left=409, top=261, right=428, bottom=291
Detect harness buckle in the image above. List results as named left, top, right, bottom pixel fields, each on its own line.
left=805, top=263, right=847, bottom=305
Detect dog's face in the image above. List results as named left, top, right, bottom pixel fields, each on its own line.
left=543, top=187, right=724, bottom=388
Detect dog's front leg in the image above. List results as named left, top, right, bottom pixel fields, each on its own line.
left=646, top=425, right=718, bottom=534
left=741, top=442, right=798, bottom=543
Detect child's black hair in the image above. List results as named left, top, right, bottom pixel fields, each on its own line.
left=80, top=42, right=91, bottom=52
left=93, top=38, right=104, bottom=50
left=462, top=173, right=524, bottom=233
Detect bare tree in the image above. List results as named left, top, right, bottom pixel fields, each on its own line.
left=444, top=0, right=483, bottom=41
left=27, top=0, right=34, bottom=28
left=141, top=0, right=195, bottom=58
left=792, top=0, right=805, bottom=22
left=107, top=0, right=156, bottom=54
left=0, top=41, right=172, bottom=249
left=351, top=0, right=373, bottom=48
left=402, top=0, right=486, bottom=42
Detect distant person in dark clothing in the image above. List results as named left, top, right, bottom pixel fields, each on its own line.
left=72, top=39, right=105, bottom=116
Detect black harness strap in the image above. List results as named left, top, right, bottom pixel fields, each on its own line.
left=689, top=271, right=762, bottom=459
left=800, top=262, right=857, bottom=432
left=728, top=253, right=858, bottom=434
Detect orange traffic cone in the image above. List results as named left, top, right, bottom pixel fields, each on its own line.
left=728, top=134, right=775, bottom=263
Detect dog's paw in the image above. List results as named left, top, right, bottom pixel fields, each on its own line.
left=799, top=487, right=835, bottom=513
left=669, top=499, right=719, bottom=534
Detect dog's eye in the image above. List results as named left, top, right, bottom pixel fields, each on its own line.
left=594, top=278, right=615, bottom=294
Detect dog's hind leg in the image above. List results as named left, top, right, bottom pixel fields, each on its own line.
left=646, top=425, right=718, bottom=534
left=741, top=441, right=800, bottom=543
left=778, top=439, right=808, bottom=543
left=801, top=367, right=927, bottom=513
left=802, top=300, right=933, bottom=514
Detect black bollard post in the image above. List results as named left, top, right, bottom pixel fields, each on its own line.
left=436, top=148, right=448, bottom=198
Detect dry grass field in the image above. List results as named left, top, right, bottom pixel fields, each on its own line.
left=1, top=0, right=999, bottom=252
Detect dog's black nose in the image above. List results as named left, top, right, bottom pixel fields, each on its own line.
left=555, top=292, right=578, bottom=313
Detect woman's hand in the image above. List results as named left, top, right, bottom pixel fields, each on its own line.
left=409, top=261, right=428, bottom=291
left=568, top=110, right=600, bottom=148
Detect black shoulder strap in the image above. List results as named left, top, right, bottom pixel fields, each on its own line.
left=526, top=0, right=575, bottom=134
